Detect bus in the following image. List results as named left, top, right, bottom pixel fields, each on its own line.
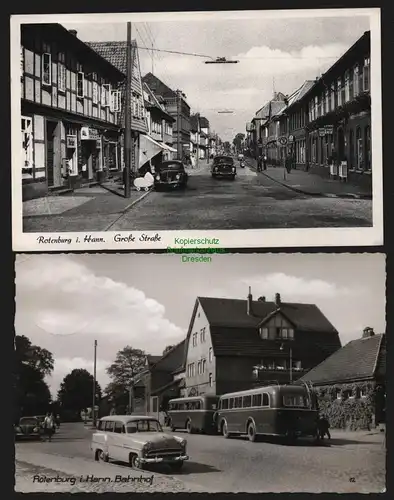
left=167, top=395, right=219, bottom=434
left=216, top=384, right=318, bottom=442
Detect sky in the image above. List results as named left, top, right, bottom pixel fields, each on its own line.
left=15, top=253, right=385, bottom=397
left=60, top=11, right=371, bottom=141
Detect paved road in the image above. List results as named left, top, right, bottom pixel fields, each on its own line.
left=109, top=163, right=372, bottom=231
left=15, top=423, right=385, bottom=493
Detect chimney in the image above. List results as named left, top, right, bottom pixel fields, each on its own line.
left=258, top=296, right=266, bottom=302
left=362, top=327, right=375, bottom=338
left=275, top=293, right=281, bottom=306
left=247, top=286, right=253, bottom=316
left=69, top=29, right=78, bottom=37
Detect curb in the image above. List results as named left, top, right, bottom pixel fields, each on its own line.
left=99, top=182, right=125, bottom=198
left=103, top=188, right=153, bottom=232
left=246, top=161, right=372, bottom=200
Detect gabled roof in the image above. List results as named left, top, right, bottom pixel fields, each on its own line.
left=199, top=116, right=209, bottom=128
left=150, top=340, right=186, bottom=373
left=147, top=355, right=162, bottom=367
left=142, top=72, right=176, bottom=98
left=198, top=296, right=337, bottom=332
left=87, top=40, right=138, bottom=76
left=300, top=333, right=385, bottom=385
left=285, top=80, right=315, bottom=112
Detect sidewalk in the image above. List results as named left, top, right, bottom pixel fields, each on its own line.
left=23, top=185, right=151, bottom=232
left=246, top=158, right=372, bottom=200
left=15, top=450, right=191, bottom=493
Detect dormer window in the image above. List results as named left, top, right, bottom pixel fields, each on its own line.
left=259, top=326, right=294, bottom=340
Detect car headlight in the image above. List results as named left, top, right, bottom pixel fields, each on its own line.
left=33, top=427, right=39, bottom=432
left=142, top=442, right=152, bottom=455
left=15, top=426, right=21, bottom=432
left=156, top=175, right=160, bottom=181
left=175, top=173, right=181, bottom=180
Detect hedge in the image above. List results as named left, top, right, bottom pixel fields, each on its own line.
left=314, top=381, right=380, bottom=430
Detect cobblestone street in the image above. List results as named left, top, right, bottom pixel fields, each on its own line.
left=14, top=423, right=385, bottom=493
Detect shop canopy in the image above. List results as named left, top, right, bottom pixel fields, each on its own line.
left=139, top=134, right=166, bottom=166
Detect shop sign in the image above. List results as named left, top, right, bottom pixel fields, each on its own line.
left=319, top=128, right=326, bottom=137
left=66, top=135, right=77, bottom=148
left=324, top=125, right=334, bottom=134
left=288, top=135, right=295, bottom=143
left=81, top=127, right=100, bottom=141
left=278, top=136, right=288, bottom=146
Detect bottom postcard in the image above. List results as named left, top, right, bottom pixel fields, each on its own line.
left=14, top=252, right=386, bottom=493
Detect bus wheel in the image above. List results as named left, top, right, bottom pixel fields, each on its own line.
left=247, top=422, right=257, bottom=442
left=186, top=419, right=193, bottom=434
left=221, top=420, right=231, bottom=439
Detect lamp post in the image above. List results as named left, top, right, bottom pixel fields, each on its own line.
left=280, top=342, right=293, bottom=383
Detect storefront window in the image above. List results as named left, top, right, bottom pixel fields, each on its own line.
left=65, top=126, right=79, bottom=176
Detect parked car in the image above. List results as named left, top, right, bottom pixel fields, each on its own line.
left=15, top=416, right=43, bottom=441
left=211, top=155, right=236, bottom=180
left=154, top=160, right=188, bottom=190
left=91, top=415, right=189, bottom=471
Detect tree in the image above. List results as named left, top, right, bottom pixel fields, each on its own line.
left=57, top=368, right=102, bottom=413
left=163, top=345, right=174, bottom=356
left=14, top=335, right=53, bottom=420
left=233, top=133, right=245, bottom=152
left=223, top=141, right=231, bottom=152
left=105, top=347, right=147, bottom=412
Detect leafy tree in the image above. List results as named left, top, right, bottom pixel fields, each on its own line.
left=14, top=335, right=53, bottom=420
left=57, top=368, right=102, bottom=413
left=163, top=345, right=174, bottom=356
left=233, top=133, right=245, bottom=151
left=105, top=347, right=147, bottom=412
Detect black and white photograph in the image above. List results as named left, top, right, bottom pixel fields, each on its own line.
left=14, top=253, right=386, bottom=493
left=11, top=8, right=383, bottom=250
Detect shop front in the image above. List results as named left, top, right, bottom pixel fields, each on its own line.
left=139, top=134, right=168, bottom=174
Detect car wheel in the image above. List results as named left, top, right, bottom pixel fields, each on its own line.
left=169, top=461, right=184, bottom=472
left=136, top=186, right=141, bottom=191
left=129, top=453, right=145, bottom=470
left=186, top=419, right=193, bottom=434
left=221, top=420, right=231, bottom=439
left=144, top=187, right=149, bottom=191
left=247, top=422, right=257, bottom=442
left=96, top=449, right=108, bottom=462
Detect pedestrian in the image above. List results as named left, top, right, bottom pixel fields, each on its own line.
left=55, top=414, right=61, bottom=429
left=263, top=155, right=267, bottom=170
left=257, top=155, right=263, bottom=172
left=43, top=413, right=55, bottom=441
left=318, top=416, right=331, bottom=441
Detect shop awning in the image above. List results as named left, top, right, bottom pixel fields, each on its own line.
left=139, top=134, right=167, bottom=166
left=160, top=142, right=177, bottom=153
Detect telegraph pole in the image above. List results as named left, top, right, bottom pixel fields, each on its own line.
left=124, top=22, right=132, bottom=198
left=92, top=340, right=97, bottom=427
left=176, top=90, right=181, bottom=160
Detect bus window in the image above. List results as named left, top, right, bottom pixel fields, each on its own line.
left=229, top=398, right=234, bottom=409
left=283, top=394, right=307, bottom=408
left=221, top=399, right=229, bottom=410
left=243, top=395, right=252, bottom=408
left=195, top=400, right=202, bottom=410
left=252, top=394, right=262, bottom=407
left=262, top=393, right=269, bottom=406
left=235, top=396, right=242, bottom=408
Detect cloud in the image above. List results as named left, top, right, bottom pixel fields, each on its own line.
left=209, top=272, right=363, bottom=302
left=16, top=255, right=185, bottom=394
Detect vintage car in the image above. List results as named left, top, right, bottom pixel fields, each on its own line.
left=14, top=416, right=43, bottom=440
left=154, top=160, right=188, bottom=190
left=211, top=155, right=236, bottom=180
left=91, top=415, right=189, bottom=471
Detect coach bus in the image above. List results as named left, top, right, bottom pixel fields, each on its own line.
left=168, top=395, right=219, bottom=434
left=216, top=384, right=318, bottom=442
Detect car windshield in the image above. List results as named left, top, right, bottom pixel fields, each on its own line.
left=215, top=157, right=233, bottom=164
left=19, top=418, right=38, bottom=425
left=126, top=419, right=163, bottom=433
left=282, top=394, right=309, bottom=408
left=159, top=163, right=183, bottom=171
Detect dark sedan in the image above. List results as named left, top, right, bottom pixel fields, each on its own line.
left=15, top=416, right=43, bottom=441
left=154, top=160, right=188, bottom=190
left=211, top=155, right=236, bottom=180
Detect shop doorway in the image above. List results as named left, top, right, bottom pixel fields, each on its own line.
left=46, top=120, right=61, bottom=187
left=80, top=140, right=96, bottom=181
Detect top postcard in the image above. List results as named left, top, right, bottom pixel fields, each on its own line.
left=11, top=8, right=383, bottom=251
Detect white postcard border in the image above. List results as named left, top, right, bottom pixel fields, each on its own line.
left=11, top=8, right=383, bottom=251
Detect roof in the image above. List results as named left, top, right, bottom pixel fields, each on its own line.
left=198, top=297, right=338, bottom=332
left=190, top=115, right=200, bottom=132
left=99, top=415, right=159, bottom=423
left=142, top=72, right=176, bottom=98
left=150, top=340, right=186, bottom=373
left=147, top=355, right=162, bottom=367
left=196, top=296, right=340, bottom=357
left=300, top=333, right=385, bottom=385
left=87, top=40, right=138, bottom=75
left=199, top=116, right=209, bottom=128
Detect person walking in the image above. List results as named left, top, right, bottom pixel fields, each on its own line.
left=317, top=415, right=331, bottom=441
left=43, top=413, right=55, bottom=442
left=263, top=155, right=267, bottom=170
left=257, top=154, right=263, bottom=172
